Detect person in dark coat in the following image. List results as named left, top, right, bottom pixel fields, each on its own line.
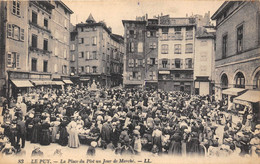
left=188, top=132, right=200, bottom=155
left=58, top=117, right=69, bottom=146
left=16, top=117, right=26, bottom=148
left=40, top=119, right=51, bottom=146
left=31, top=113, right=42, bottom=143
left=101, top=119, right=112, bottom=149
left=168, top=131, right=182, bottom=155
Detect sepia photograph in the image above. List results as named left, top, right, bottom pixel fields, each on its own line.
left=0, top=0, right=259, bottom=163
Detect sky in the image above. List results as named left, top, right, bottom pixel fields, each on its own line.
left=64, top=0, right=224, bottom=35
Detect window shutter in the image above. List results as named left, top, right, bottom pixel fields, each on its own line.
left=128, top=59, right=131, bottom=67
left=155, top=58, right=158, bottom=65
left=135, top=59, right=138, bottom=67
left=129, top=73, right=133, bottom=80
left=153, top=71, right=157, bottom=79
left=153, top=43, right=156, bottom=49
left=167, top=59, right=170, bottom=68
left=180, top=59, right=183, bottom=68
left=86, top=51, right=89, bottom=59
left=147, top=31, right=150, bottom=37
left=128, top=42, right=131, bottom=52
left=156, top=31, right=159, bottom=37
left=142, top=59, right=145, bottom=67
left=149, top=43, right=153, bottom=49
left=171, top=59, right=175, bottom=68
left=185, top=59, right=188, bottom=69
left=192, top=59, right=194, bottom=68
left=7, top=24, right=13, bottom=38
left=134, top=30, right=136, bottom=38
left=127, top=30, right=129, bottom=38
left=16, top=53, right=20, bottom=68
left=137, top=72, right=141, bottom=80
left=159, top=59, right=162, bottom=66
left=131, top=42, right=134, bottom=52
left=147, top=58, right=151, bottom=65
left=90, top=53, right=93, bottom=60
left=90, top=67, right=93, bottom=73
left=7, top=52, right=12, bottom=67
left=20, top=28, right=24, bottom=41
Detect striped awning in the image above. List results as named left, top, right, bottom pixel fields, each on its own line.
left=234, top=90, right=260, bottom=103
left=63, top=80, right=73, bottom=84
left=222, top=88, right=247, bottom=96
left=11, top=80, right=34, bottom=87
left=54, top=81, right=64, bottom=85
left=30, top=80, right=56, bottom=86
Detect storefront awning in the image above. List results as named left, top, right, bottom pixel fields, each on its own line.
left=234, top=90, right=260, bottom=103
left=222, top=88, right=247, bottom=96
left=54, top=81, right=64, bottom=85
left=159, top=71, right=170, bottom=74
left=63, top=80, right=73, bottom=84
left=11, top=80, right=34, bottom=87
left=30, top=80, right=56, bottom=86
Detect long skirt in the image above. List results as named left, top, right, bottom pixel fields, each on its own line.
left=51, top=126, right=59, bottom=143
left=169, top=141, right=182, bottom=155
left=40, top=129, right=51, bottom=145
left=68, top=130, right=80, bottom=148
left=59, top=127, right=68, bottom=146
left=31, top=124, right=41, bottom=143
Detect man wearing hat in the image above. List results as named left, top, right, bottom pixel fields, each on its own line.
left=101, top=118, right=112, bottom=149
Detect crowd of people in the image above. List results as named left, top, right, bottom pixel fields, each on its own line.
left=0, top=86, right=259, bottom=158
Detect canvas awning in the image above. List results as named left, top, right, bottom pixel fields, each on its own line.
left=54, top=81, right=64, bottom=85
left=159, top=71, right=170, bottom=74
left=63, top=80, right=73, bottom=84
left=222, top=88, right=247, bottom=96
left=234, top=90, right=260, bottom=103
left=11, top=80, right=34, bottom=87
left=30, top=80, right=56, bottom=86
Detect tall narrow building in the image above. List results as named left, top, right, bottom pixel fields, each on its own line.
left=157, top=16, right=196, bottom=94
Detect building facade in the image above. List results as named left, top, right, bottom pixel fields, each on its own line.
left=194, top=26, right=215, bottom=96
left=122, top=18, right=147, bottom=88
left=0, top=0, right=73, bottom=99
left=0, top=0, right=30, bottom=98
left=72, top=14, right=124, bottom=88
left=212, top=1, right=260, bottom=100
left=157, top=16, right=196, bottom=94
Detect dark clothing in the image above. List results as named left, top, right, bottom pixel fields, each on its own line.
left=87, top=146, right=96, bottom=156
left=16, top=120, right=26, bottom=148
left=59, top=121, right=69, bottom=146
left=40, top=122, right=51, bottom=145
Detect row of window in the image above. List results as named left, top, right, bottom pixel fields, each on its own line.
left=128, top=71, right=157, bottom=80
left=31, top=58, right=68, bottom=74
left=160, top=58, right=193, bottom=69
left=161, top=44, right=193, bottom=54
left=79, top=37, right=97, bottom=45
left=32, top=11, right=49, bottom=29
left=31, top=34, right=49, bottom=51
left=222, top=24, right=243, bottom=58
left=79, top=66, right=98, bottom=73
left=128, top=58, right=158, bottom=67
left=79, top=26, right=97, bottom=32
left=78, top=51, right=98, bottom=60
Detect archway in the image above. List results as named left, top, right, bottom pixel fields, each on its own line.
left=253, top=71, right=260, bottom=89
left=221, top=73, right=228, bottom=89
left=234, top=72, right=245, bottom=88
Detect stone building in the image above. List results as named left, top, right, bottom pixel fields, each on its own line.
left=194, top=26, right=215, bottom=96
left=73, top=14, right=124, bottom=88
left=211, top=1, right=260, bottom=102
left=122, top=17, right=147, bottom=88
left=157, top=16, right=196, bottom=94
left=0, top=0, right=73, bottom=99
left=0, top=0, right=30, bottom=98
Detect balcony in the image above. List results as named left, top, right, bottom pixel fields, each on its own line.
left=29, top=21, right=51, bottom=34
left=29, top=46, right=52, bottom=55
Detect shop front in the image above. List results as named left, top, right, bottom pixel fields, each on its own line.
left=234, top=90, right=260, bottom=123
